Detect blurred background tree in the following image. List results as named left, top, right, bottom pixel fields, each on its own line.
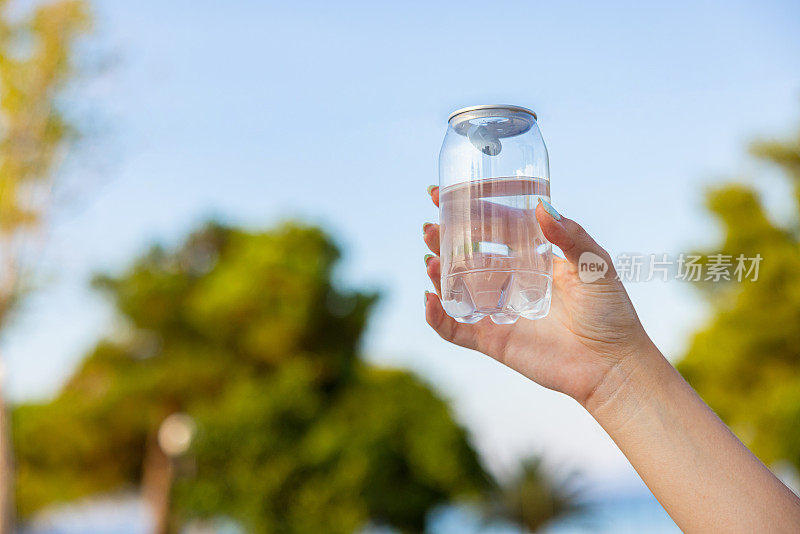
left=487, top=457, right=582, bottom=533
left=12, top=221, right=574, bottom=533
left=0, top=1, right=89, bottom=531
left=678, top=117, right=800, bottom=473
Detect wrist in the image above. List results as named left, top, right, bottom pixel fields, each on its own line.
left=581, top=337, right=671, bottom=432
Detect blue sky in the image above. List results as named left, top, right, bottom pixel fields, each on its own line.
left=4, top=0, right=800, bottom=493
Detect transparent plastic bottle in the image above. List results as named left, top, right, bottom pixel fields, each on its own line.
left=438, top=105, right=551, bottom=324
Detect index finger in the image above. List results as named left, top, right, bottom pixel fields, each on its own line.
left=428, top=185, right=439, bottom=207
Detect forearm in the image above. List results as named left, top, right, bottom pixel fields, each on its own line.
left=585, top=342, right=800, bottom=533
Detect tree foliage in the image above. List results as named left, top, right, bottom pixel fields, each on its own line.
left=678, top=118, right=800, bottom=470
left=0, top=0, right=90, bottom=314
left=0, top=2, right=89, bottom=531
left=13, top=222, right=495, bottom=532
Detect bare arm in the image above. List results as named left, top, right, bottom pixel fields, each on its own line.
left=586, top=342, right=800, bottom=533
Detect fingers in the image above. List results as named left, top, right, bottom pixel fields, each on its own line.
left=424, top=254, right=442, bottom=294
left=424, top=186, right=440, bottom=254
left=424, top=291, right=478, bottom=350
left=535, top=200, right=612, bottom=269
left=422, top=222, right=440, bottom=255
left=428, top=185, right=439, bottom=207
left=424, top=184, right=478, bottom=351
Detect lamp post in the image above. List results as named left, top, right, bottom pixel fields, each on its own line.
left=143, top=413, right=196, bottom=534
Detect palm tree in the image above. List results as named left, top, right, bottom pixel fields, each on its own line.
left=489, top=457, right=583, bottom=532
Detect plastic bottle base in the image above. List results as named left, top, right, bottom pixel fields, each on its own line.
left=441, top=272, right=552, bottom=324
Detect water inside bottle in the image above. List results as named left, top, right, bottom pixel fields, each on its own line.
left=440, top=176, right=552, bottom=324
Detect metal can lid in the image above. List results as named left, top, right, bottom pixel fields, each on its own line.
left=448, top=104, right=537, bottom=122
left=448, top=104, right=537, bottom=139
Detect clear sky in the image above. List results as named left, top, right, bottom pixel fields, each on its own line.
left=4, top=0, right=800, bottom=495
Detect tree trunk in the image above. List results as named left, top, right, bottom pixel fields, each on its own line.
left=141, top=435, right=173, bottom=534
left=0, top=381, right=14, bottom=534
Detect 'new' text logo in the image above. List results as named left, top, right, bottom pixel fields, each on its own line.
left=578, top=252, right=608, bottom=283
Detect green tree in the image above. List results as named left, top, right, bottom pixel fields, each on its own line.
left=488, top=458, right=582, bottom=533
left=13, top=222, right=495, bottom=532
left=0, top=1, right=89, bottom=530
left=678, top=117, right=800, bottom=471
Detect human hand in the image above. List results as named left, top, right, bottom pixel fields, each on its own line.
left=424, top=188, right=800, bottom=533
left=423, top=186, right=654, bottom=408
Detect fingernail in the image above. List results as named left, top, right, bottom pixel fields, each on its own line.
left=423, top=222, right=433, bottom=234
left=427, top=185, right=438, bottom=195
left=424, top=291, right=430, bottom=308
left=424, top=254, right=434, bottom=266
left=538, top=198, right=562, bottom=221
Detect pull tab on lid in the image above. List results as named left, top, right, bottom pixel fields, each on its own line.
left=467, top=124, right=503, bottom=156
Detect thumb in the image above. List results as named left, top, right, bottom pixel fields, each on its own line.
left=536, top=199, right=613, bottom=270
